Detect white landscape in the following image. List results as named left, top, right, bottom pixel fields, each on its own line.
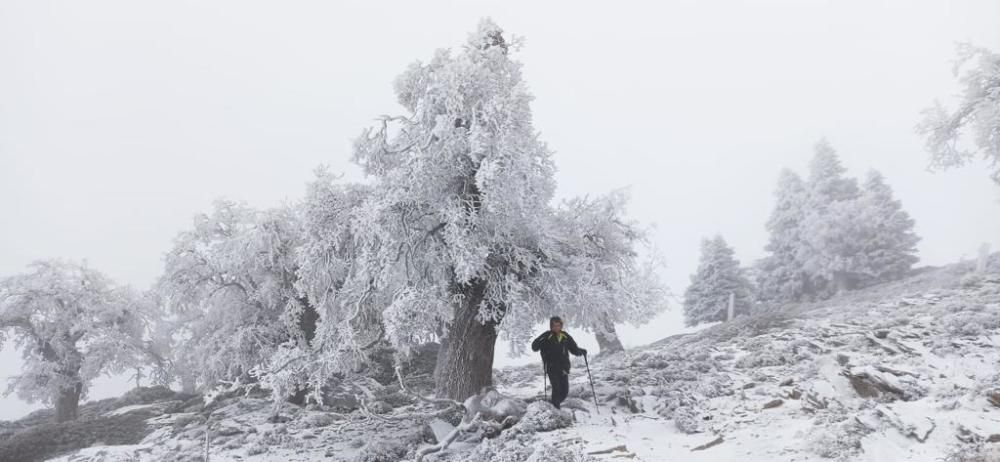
left=1, top=2, right=999, bottom=462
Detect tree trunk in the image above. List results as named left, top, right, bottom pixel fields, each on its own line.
left=180, top=374, right=197, bottom=394
left=297, top=297, right=319, bottom=345
left=434, top=280, right=498, bottom=401
left=289, top=298, right=320, bottom=406
left=594, top=317, right=624, bottom=355
left=55, top=382, right=82, bottom=423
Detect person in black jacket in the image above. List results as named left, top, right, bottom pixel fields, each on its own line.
left=531, top=316, right=587, bottom=409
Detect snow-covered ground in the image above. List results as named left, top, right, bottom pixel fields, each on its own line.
left=42, top=261, right=1000, bottom=461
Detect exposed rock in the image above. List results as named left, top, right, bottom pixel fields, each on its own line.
left=987, top=390, right=1000, bottom=408
left=588, top=444, right=628, bottom=455
left=762, top=399, right=784, bottom=409
left=843, top=367, right=916, bottom=401
left=691, top=435, right=724, bottom=451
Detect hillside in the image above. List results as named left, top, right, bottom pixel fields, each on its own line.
left=4, top=257, right=1000, bottom=462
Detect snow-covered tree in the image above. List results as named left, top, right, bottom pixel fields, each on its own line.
left=337, top=20, right=665, bottom=400
left=269, top=169, right=392, bottom=402
left=756, top=169, right=812, bottom=302
left=0, top=260, right=151, bottom=422
left=850, top=170, right=920, bottom=282
left=545, top=191, right=666, bottom=355
left=157, top=199, right=315, bottom=396
left=918, top=44, right=1000, bottom=184
left=683, top=236, right=753, bottom=326
left=798, top=140, right=861, bottom=293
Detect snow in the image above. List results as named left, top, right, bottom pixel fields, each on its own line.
left=104, top=403, right=161, bottom=416
left=38, top=264, right=1000, bottom=462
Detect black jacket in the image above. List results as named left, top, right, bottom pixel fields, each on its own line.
left=531, top=330, right=585, bottom=373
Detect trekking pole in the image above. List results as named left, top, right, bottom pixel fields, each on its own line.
left=583, top=353, right=599, bottom=414
left=542, top=361, right=548, bottom=401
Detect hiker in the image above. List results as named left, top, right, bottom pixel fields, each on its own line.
left=531, top=316, right=587, bottom=409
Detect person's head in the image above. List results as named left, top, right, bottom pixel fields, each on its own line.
left=549, top=316, right=563, bottom=333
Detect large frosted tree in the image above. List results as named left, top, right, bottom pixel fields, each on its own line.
left=341, top=20, right=665, bottom=400
left=683, top=236, right=753, bottom=326
left=546, top=191, right=665, bottom=355
left=0, top=260, right=152, bottom=422
left=158, top=199, right=317, bottom=397
left=918, top=44, right=1000, bottom=184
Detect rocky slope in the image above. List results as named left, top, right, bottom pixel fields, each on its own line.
left=6, top=258, right=999, bottom=462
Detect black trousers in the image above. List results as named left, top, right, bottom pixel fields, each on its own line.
left=547, top=367, right=569, bottom=409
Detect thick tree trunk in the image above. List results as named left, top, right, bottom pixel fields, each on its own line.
left=297, top=297, right=319, bottom=345
left=434, top=280, right=498, bottom=401
left=180, top=374, right=197, bottom=394
left=55, top=382, right=82, bottom=423
left=594, top=317, right=624, bottom=355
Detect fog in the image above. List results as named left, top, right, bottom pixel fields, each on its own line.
left=2, top=0, right=999, bottom=420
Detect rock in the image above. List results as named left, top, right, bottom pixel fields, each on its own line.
left=267, top=414, right=292, bottom=424
left=762, top=399, right=784, bottom=410
left=691, top=435, right=724, bottom=451
left=843, top=368, right=914, bottom=401
left=988, top=434, right=1000, bottom=443
left=302, top=413, right=340, bottom=428
left=516, top=402, right=573, bottom=432
left=673, top=406, right=701, bottom=434
left=588, top=444, right=628, bottom=455
left=836, top=354, right=851, bottom=366
left=803, top=392, right=829, bottom=411
left=787, top=389, right=802, bottom=400
left=742, top=383, right=756, bottom=390
left=367, top=400, right=393, bottom=414
left=874, top=330, right=890, bottom=339
left=779, top=378, right=794, bottom=387
left=214, top=425, right=242, bottom=437
left=987, top=390, right=1000, bottom=408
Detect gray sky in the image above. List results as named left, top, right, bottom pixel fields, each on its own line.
left=2, top=0, right=999, bottom=419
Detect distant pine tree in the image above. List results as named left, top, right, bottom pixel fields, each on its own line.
left=684, top=236, right=754, bottom=326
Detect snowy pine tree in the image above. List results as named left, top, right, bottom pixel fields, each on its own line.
left=918, top=44, right=1000, bottom=184
left=756, top=169, right=812, bottom=302
left=799, top=140, right=862, bottom=293
left=851, top=170, right=920, bottom=282
left=683, top=236, right=753, bottom=326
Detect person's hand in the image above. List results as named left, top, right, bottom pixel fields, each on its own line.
left=581, top=348, right=588, bottom=356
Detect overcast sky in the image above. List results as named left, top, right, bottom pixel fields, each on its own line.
left=2, top=0, right=999, bottom=419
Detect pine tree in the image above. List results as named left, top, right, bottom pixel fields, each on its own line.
left=852, top=170, right=920, bottom=282
left=684, top=236, right=753, bottom=326
left=799, top=140, right=861, bottom=293
left=757, top=169, right=811, bottom=302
